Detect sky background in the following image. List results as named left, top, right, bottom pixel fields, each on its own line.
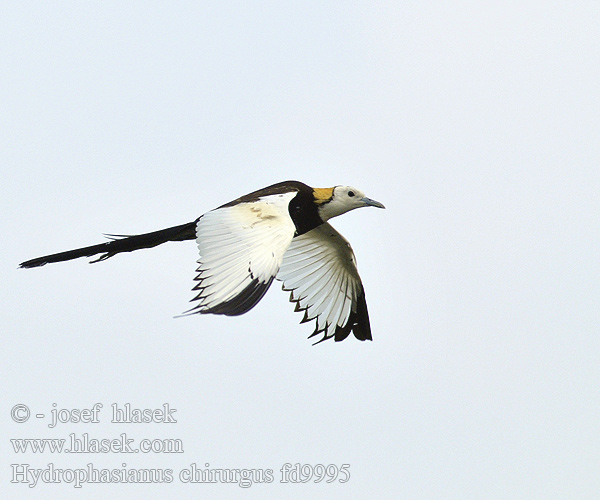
left=2, top=1, right=599, bottom=498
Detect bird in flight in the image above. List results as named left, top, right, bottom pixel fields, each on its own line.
left=20, top=180, right=385, bottom=344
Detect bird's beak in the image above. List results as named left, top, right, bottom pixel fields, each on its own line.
left=361, top=197, right=385, bottom=209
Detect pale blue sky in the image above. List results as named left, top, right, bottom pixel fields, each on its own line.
left=2, top=2, right=599, bottom=498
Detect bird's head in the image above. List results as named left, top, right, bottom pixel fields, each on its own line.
left=313, top=185, right=385, bottom=221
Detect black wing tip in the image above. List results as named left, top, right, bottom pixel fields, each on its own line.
left=284, top=284, right=373, bottom=345
left=188, top=276, right=275, bottom=317
left=346, top=286, right=373, bottom=342
left=308, top=321, right=373, bottom=345
left=312, top=322, right=367, bottom=344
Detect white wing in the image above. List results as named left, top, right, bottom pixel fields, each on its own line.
left=277, top=222, right=372, bottom=344
left=188, top=192, right=296, bottom=316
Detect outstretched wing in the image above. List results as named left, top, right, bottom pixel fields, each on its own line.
left=187, top=192, right=297, bottom=316
left=277, top=222, right=373, bottom=344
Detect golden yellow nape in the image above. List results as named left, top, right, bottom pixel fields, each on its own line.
left=312, top=187, right=334, bottom=205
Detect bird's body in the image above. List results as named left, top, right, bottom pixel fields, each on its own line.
left=20, top=180, right=384, bottom=344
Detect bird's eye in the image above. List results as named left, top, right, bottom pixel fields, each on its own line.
left=348, top=191, right=355, bottom=197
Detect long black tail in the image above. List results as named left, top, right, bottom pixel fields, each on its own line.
left=19, top=220, right=198, bottom=269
